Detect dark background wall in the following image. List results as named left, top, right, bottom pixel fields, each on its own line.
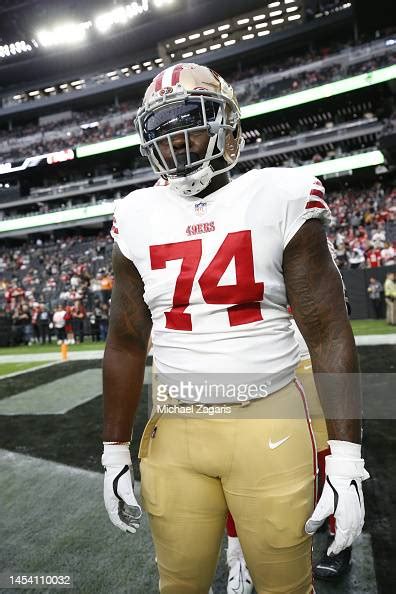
left=342, top=265, right=396, bottom=319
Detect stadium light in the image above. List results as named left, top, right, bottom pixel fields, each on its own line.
left=37, top=21, right=91, bottom=47
left=76, top=134, right=140, bottom=158
left=95, top=1, right=149, bottom=34
left=153, top=0, right=174, bottom=6
left=0, top=202, right=113, bottom=234
left=0, top=40, right=32, bottom=59
left=301, top=151, right=384, bottom=176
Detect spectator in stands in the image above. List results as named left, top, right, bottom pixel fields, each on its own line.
left=99, top=302, right=109, bottom=341
left=347, top=246, right=365, bottom=269
left=20, top=304, right=33, bottom=345
left=53, top=304, right=67, bottom=344
left=72, top=300, right=86, bottom=344
left=31, top=303, right=40, bottom=344
left=367, top=277, right=383, bottom=319
left=365, top=244, right=382, bottom=268
left=64, top=305, right=75, bottom=344
left=88, top=273, right=103, bottom=308
left=381, top=242, right=395, bottom=266
left=37, top=304, right=51, bottom=344
left=371, top=227, right=386, bottom=247
left=11, top=304, right=30, bottom=346
left=89, top=298, right=102, bottom=342
left=100, top=273, right=113, bottom=304
left=384, top=272, right=396, bottom=325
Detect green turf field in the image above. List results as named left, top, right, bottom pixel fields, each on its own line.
left=0, top=361, right=53, bottom=376
left=0, top=320, right=394, bottom=357
left=0, top=341, right=106, bottom=356
left=350, top=319, right=396, bottom=335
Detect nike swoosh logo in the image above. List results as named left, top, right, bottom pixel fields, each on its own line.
left=269, top=436, right=290, bottom=449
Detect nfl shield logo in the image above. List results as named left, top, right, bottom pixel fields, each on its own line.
left=194, top=201, right=207, bottom=216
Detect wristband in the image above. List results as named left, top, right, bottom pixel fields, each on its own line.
left=102, top=443, right=132, bottom=467
left=328, top=439, right=361, bottom=459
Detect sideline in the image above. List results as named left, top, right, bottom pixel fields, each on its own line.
left=0, top=360, right=62, bottom=380
left=0, top=337, right=394, bottom=366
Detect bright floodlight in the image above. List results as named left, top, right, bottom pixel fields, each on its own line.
left=37, top=21, right=91, bottom=47
left=95, top=1, right=149, bottom=33
left=154, top=0, right=174, bottom=6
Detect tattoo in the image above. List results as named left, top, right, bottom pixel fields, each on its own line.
left=283, top=220, right=361, bottom=443
left=106, top=243, right=152, bottom=353
left=102, top=244, right=152, bottom=442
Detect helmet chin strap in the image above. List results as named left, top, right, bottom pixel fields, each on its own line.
left=168, top=163, right=214, bottom=198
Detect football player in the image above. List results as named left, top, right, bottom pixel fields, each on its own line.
left=102, top=63, right=369, bottom=594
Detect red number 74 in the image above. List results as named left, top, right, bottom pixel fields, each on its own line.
left=150, top=230, right=264, bottom=331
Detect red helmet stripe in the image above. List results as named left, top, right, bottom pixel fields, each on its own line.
left=306, top=200, right=326, bottom=209
left=154, top=72, right=165, bottom=91
left=171, top=64, right=184, bottom=85
left=310, top=188, right=325, bottom=199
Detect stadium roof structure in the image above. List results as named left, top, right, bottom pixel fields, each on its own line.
left=0, top=0, right=353, bottom=92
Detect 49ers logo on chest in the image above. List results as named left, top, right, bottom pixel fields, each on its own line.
left=186, top=221, right=215, bottom=236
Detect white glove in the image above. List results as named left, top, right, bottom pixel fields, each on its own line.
left=305, top=440, right=370, bottom=556
left=102, top=443, right=142, bottom=534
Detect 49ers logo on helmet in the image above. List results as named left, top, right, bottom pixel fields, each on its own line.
left=159, top=87, right=174, bottom=96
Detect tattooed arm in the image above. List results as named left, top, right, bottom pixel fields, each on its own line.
left=283, top=219, right=361, bottom=443
left=103, top=244, right=152, bottom=442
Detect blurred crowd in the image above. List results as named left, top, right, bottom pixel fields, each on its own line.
left=326, top=183, right=396, bottom=269
left=0, top=181, right=395, bottom=346
left=0, top=234, right=113, bottom=346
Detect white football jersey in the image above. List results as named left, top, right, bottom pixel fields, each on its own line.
left=291, top=319, right=310, bottom=361
left=112, top=168, right=330, bottom=401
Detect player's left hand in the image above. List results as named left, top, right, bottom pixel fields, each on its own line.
left=305, top=440, right=370, bottom=555
left=102, top=443, right=142, bottom=534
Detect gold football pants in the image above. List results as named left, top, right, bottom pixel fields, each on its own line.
left=139, top=379, right=317, bottom=594
left=295, top=358, right=328, bottom=453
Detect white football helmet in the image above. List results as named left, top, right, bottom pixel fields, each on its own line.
left=135, top=63, right=244, bottom=197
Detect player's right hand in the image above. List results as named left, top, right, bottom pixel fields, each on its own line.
left=102, top=443, right=142, bottom=534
